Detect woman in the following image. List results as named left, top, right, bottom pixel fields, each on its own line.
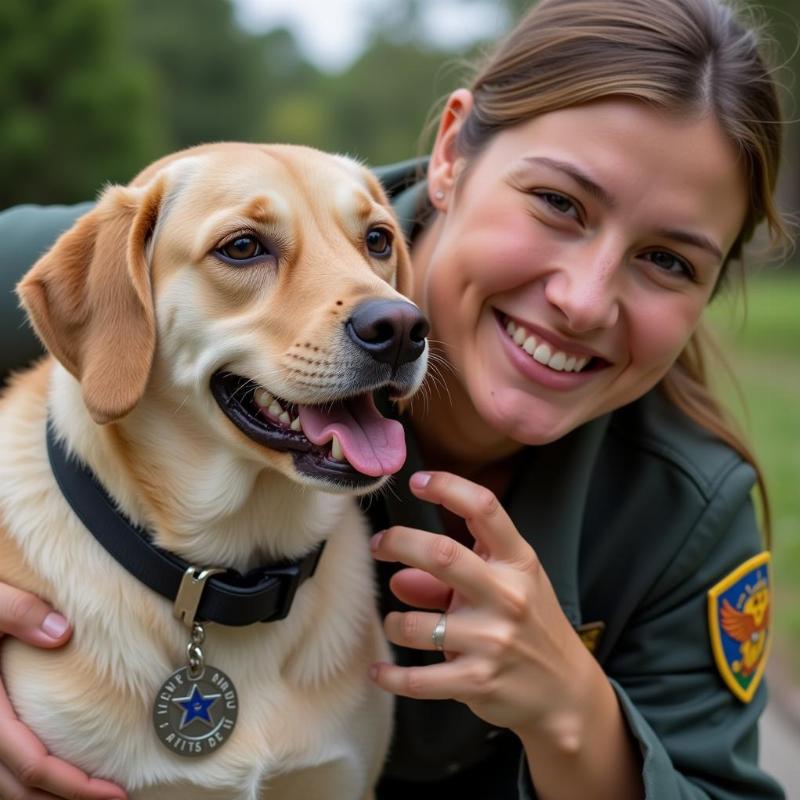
left=0, top=0, right=788, bottom=797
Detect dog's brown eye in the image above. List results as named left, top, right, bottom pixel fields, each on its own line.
left=365, top=227, right=393, bottom=259
left=221, top=236, right=264, bottom=261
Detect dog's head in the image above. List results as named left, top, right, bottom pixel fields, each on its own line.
left=17, top=143, right=428, bottom=492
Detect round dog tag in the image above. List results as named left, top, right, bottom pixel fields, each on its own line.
left=153, top=665, right=238, bottom=757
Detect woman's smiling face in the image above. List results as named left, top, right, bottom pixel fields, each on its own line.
left=414, top=94, right=748, bottom=447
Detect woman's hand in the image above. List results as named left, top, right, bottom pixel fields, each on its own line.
left=0, top=584, right=127, bottom=799
left=368, top=470, right=598, bottom=739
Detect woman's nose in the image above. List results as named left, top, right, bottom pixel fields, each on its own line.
left=543, top=251, right=621, bottom=333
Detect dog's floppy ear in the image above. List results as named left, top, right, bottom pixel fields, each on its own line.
left=17, top=177, right=165, bottom=424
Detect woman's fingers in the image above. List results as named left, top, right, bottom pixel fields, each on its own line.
left=370, top=656, right=491, bottom=701
left=372, top=526, right=496, bottom=608
left=0, top=759, right=59, bottom=800
left=409, top=471, right=533, bottom=565
left=0, top=608, right=126, bottom=800
left=0, top=584, right=71, bottom=648
left=389, top=568, right=452, bottom=610
left=384, top=609, right=490, bottom=654
left=0, top=706, right=126, bottom=799
left=373, top=473, right=538, bottom=611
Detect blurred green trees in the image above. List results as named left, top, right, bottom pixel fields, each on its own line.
left=0, top=0, right=163, bottom=204
left=1, top=0, right=797, bottom=210
left=125, top=0, right=316, bottom=150
left=0, top=0, right=462, bottom=204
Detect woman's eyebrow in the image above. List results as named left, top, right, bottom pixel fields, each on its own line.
left=523, top=156, right=617, bottom=208
left=655, top=228, right=723, bottom=261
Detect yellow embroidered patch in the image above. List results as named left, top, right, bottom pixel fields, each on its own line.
left=707, top=551, right=771, bottom=703
left=576, top=621, right=605, bottom=655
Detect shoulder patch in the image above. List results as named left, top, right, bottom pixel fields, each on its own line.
left=707, top=551, right=771, bottom=703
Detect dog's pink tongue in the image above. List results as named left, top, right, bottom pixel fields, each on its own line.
left=298, top=395, right=406, bottom=477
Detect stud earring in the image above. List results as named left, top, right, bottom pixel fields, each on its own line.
left=434, top=190, right=445, bottom=201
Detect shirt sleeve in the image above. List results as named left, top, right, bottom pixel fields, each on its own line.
left=518, top=460, right=784, bottom=800
left=0, top=203, right=92, bottom=376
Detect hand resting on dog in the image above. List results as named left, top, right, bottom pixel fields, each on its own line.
left=0, top=587, right=127, bottom=800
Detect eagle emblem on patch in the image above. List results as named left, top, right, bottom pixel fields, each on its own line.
left=707, top=551, right=771, bottom=703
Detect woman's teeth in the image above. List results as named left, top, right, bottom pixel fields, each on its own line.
left=504, top=319, right=589, bottom=373
left=252, top=387, right=347, bottom=462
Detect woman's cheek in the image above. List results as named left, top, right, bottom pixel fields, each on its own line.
left=629, top=298, right=704, bottom=373
left=470, top=219, right=551, bottom=296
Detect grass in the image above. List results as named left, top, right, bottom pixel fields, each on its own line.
left=706, top=271, right=800, bottom=678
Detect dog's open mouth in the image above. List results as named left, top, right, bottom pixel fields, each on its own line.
left=210, top=371, right=406, bottom=486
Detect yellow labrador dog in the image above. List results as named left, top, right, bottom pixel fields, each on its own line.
left=0, top=143, right=428, bottom=799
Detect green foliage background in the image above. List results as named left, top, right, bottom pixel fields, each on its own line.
left=5, top=0, right=793, bottom=209
left=0, top=0, right=163, bottom=203
left=0, top=0, right=473, bottom=204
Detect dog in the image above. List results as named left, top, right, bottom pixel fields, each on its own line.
left=0, top=143, right=428, bottom=799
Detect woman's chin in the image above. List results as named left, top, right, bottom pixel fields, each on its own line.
left=484, top=387, right=583, bottom=447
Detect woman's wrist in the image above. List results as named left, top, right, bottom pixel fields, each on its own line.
left=513, top=643, right=643, bottom=800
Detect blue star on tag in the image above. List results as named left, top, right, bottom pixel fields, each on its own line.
left=173, top=684, right=221, bottom=729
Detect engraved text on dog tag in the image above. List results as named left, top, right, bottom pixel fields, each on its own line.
left=153, top=665, right=238, bottom=757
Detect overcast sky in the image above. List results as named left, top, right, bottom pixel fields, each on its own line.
left=232, top=0, right=510, bottom=71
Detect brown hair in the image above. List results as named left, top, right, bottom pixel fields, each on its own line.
left=453, top=0, right=789, bottom=538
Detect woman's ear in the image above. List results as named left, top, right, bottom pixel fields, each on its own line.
left=427, top=88, right=474, bottom=211
left=17, top=177, right=165, bottom=424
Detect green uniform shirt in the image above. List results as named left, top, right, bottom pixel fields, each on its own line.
left=0, top=161, right=784, bottom=799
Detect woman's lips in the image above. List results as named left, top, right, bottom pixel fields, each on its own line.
left=493, top=311, right=609, bottom=390
left=498, top=311, right=608, bottom=365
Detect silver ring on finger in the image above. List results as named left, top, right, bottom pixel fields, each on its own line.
left=431, top=611, right=447, bottom=652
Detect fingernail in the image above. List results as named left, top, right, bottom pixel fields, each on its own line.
left=368, top=664, right=379, bottom=681
left=370, top=532, right=384, bottom=553
left=41, top=612, right=69, bottom=639
left=410, top=471, right=431, bottom=489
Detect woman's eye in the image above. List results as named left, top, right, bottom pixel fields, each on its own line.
left=536, top=192, right=579, bottom=219
left=218, top=236, right=266, bottom=262
left=366, top=227, right=393, bottom=259
left=643, top=250, right=694, bottom=279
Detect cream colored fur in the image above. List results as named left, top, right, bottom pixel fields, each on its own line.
left=0, top=144, right=426, bottom=799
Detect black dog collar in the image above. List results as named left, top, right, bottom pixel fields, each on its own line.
left=46, top=421, right=325, bottom=627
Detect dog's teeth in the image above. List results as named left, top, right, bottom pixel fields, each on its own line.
left=330, top=435, right=344, bottom=461
left=290, top=416, right=301, bottom=432
left=278, top=411, right=290, bottom=426
left=268, top=400, right=283, bottom=418
left=254, top=388, right=273, bottom=408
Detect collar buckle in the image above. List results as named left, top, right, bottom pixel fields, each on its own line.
left=264, top=541, right=327, bottom=623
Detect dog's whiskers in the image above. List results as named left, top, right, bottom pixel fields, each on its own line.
left=229, top=377, right=260, bottom=405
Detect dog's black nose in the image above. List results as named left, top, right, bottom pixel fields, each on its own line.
left=346, top=299, right=429, bottom=368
